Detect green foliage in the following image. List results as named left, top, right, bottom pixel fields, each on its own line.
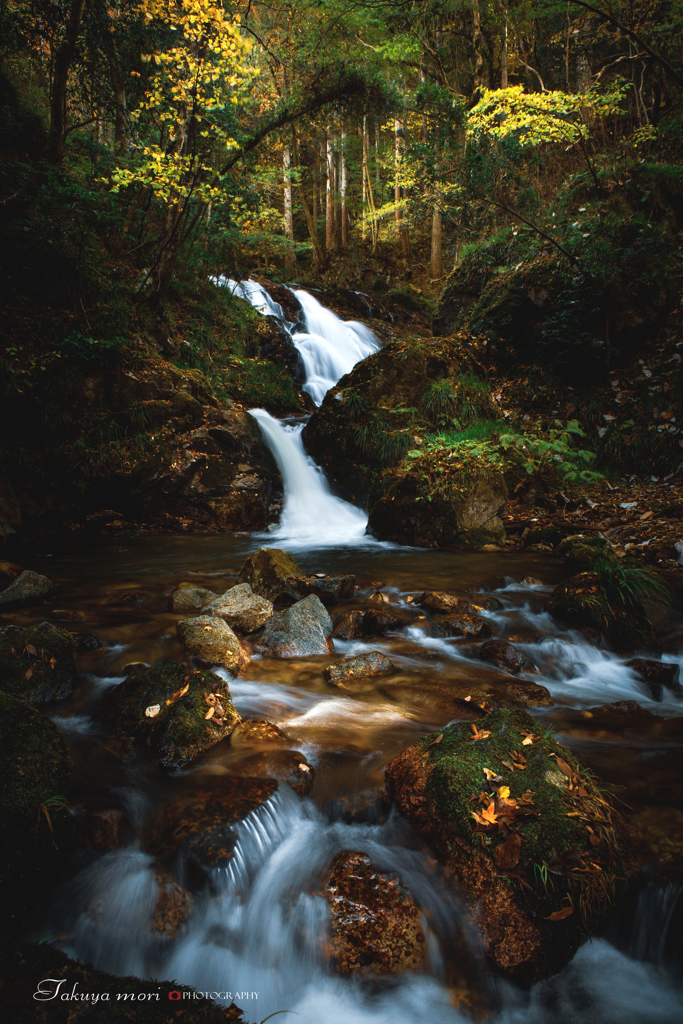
left=421, top=378, right=458, bottom=425
left=210, top=359, right=301, bottom=413
left=500, top=420, right=603, bottom=485
left=593, top=559, right=673, bottom=612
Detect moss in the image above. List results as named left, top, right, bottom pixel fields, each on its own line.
left=0, top=691, right=71, bottom=929
left=210, top=357, right=303, bottom=413
left=237, top=546, right=302, bottom=601
left=546, top=573, right=656, bottom=653
left=556, top=534, right=617, bottom=573
left=95, top=662, right=238, bottom=770
left=0, top=622, right=77, bottom=704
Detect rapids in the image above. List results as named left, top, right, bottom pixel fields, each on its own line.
left=11, top=282, right=683, bottom=1022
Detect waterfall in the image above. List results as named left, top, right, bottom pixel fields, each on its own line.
left=220, top=278, right=380, bottom=546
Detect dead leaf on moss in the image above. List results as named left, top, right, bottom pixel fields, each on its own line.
left=494, top=832, right=522, bottom=870
left=483, top=767, right=502, bottom=782
left=428, top=733, right=443, bottom=747
left=205, top=707, right=215, bottom=720
left=522, top=732, right=536, bottom=746
left=546, top=906, right=573, bottom=921
left=471, top=724, right=492, bottom=741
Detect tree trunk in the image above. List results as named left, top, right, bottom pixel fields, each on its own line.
left=430, top=205, right=442, bottom=279
left=106, top=34, right=126, bottom=151
left=472, top=1, right=485, bottom=93
left=501, top=15, right=509, bottom=88
left=292, top=127, right=325, bottom=267
left=283, top=143, right=296, bottom=269
left=340, top=119, right=349, bottom=248
left=43, top=0, right=88, bottom=164
left=325, top=129, right=335, bottom=251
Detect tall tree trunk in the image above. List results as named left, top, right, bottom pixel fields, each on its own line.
left=430, top=205, right=442, bottom=279
left=292, top=126, right=325, bottom=267
left=501, top=14, right=509, bottom=88
left=283, top=143, right=296, bottom=270
left=362, top=115, right=378, bottom=250
left=472, top=1, right=485, bottom=93
left=43, top=0, right=88, bottom=164
left=340, top=118, right=349, bottom=248
left=105, top=35, right=126, bottom=151
left=394, top=118, right=410, bottom=256
left=326, top=129, right=336, bottom=251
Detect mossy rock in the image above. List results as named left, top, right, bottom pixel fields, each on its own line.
left=0, top=692, right=71, bottom=929
left=368, top=464, right=506, bottom=548
left=385, top=708, right=635, bottom=984
left=546, top=573, right=656, bottom=653
left=237, top=546, right=302, bottom=602
left=556, top=534, right=618, bottom=573
left=0, top=621, right=77, bottom=704
left=95, top=662, right=239, bottom=770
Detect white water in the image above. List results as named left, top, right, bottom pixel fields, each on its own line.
left=221, top=277, right=381, bottom=547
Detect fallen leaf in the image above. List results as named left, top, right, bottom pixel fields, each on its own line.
left=26, top=645, right=38, bottom=657
left=471, top=724, right=492, bottom=741
left=483, top=767, right=502, bottom=781
left=49, top=657, right=57, bottom=668
left=145, top=704, right=161, bottom=718
left=556, top=757, right=575, bottom=780
left=493, top=832, right=522, bottom=870
left=546, top=906, right=573, bottom=921
left=205, top=707, right=215, bottom=720
left=428, top=734, right=443, bottom=747
left=25, top=668, right=33, bottom=680
left=498, top=785, right=511, bottom=799
left=299, top=763, right=310, bottom=772
left=501, top=759, right=517, bottom=772
left=522, top=732, right=535, bottom=746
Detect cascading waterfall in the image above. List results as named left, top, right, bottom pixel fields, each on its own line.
left=220, top=277, right=380, bottom=546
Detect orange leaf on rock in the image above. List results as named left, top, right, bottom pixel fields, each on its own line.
left=471, top=723, right=492, bottom=741
left=493, top=831, right=522, bottom=870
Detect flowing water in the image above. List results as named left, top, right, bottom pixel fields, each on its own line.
left=10, top=282, right=683, bottom=1022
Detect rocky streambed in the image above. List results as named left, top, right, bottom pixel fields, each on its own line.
left=1, top=535, right=682, bottom=1023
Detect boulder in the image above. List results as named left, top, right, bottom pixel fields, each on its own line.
left=253, top=595, right=333, bottom=657
left=0, top=622, right=77, bottom=704
left=625, top=658, right=681, bottom=702
left=170, top=584, right=219, bottom=612
left=556, top=534, right=617, bottom=573
left=204, top=582, right=273, bottom=633
left=176, top=615, right=249, bottom=673
left=434, top=614, right=492, bottom=639
left=152, top=870, right=193, bottom=938
left=325, top=851, right=426, bottom=976
left=478, top=639, right=525, bottom=674
left=147, top=778, right=277, bottom=886
left=285, top=573, right=356, bottom=606
left=237, top=546, right=302, bottom=601
left=0, top=569, right=52, bottom=609
left=360, top=607, right=414, bottom=636
left=385, top=708, right=635, bottom=984
left=71, top=632, right=103, bottom=652
left=546, top=573, right=656, bottom=654
left=418, top=591, right=475, bottom=614
left=368, top=464, right=507, bottom=548
left=325, top=652, right=394, bottom=687
left=0, top=692, right=71, bottom=929
left=332, top=610, right=364, bottom=639
left=95, top=663, right=239, bottom=770
left=229, top=718, right=289, bottom=745
left=236, top=748, right=315, bottom=796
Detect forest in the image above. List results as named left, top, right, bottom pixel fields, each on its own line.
left=1, top=3, right=683, bottom=1024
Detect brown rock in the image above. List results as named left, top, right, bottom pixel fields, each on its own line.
left=170, top=585, right=218, bottom=612
left=478, top=638, right=525, bottom=674
left=332, top=610, right=364, bottom=639
left=152, top=870, right=193, bottom=937
left=325, top=852, right=426, bottom=976
left=418, top=591, right=475, bottom=614
left=325, top=652, right=394, bottom=687
left=176, top=615, right=249, bottom=674
left=434, top=614, right=492, bottom=639
left=230, top=718, right=289, bottom=745
left=71, top=804, right=131, bottom=851
left=625, top=658, right=681, bottom=702
left=360, top=607, right=414, bottom=636
left=238, top=547, right=302, bottom=601
left=286, top=573, right=356, bottom=606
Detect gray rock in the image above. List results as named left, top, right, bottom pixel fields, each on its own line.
left=0, top=569, right=53, bottom=609
left=332, top=610, right=364, bottom=640
left=204, top=582, right=273, bottom=633
left=238, top=547, right=302, bottom=601
left=478, top=639, right=525, bottom=674
left=325, top=652, right=394, bottom=687
left=286, top=574, right=356, bottom=606
left=433, top=614, right=492, bottom=639
left=170, top=585, right=219, bottom=612
left=254, top=595, right=333, bottom=658
left=176, top=615, right=248, bottom=673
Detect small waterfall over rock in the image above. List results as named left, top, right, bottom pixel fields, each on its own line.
left=221, top=278, right=380, bottom=546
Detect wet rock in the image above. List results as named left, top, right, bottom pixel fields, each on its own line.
left=148, top=778, right=277, bottom=886
left=0, top=621, right=77, bottom=704
left=368, top=467, right=507, bottom=548
left=122, top=661, right=150, bottom=675
left=471, top=594, right=504, bottom=611
left=176, top=615, right=249, bottom=673
left=417, top=591, right=476, bottom=614
left=325, top=790, right=390, bottom=825
left=0, top=569, right=53, bottom=609
left=204, top=582, right=273, bottom=633
left=385, top=708, right=635, bottom=984
left=71, top=803, right=131, bottom=851
left=253, top=595, right=333, bottom=657
left=325, top=851, right=426, bottom=976
left=0, top=691, right=71, bottom=929
left=152, top=869, right=193, bottom=937
left=70, top=632, right=103, bottom=652
left=478, top=638, right=525, bottom=674
left=625, top=658, right=681, bottom=702
left=237, top=749, right=315, bottom=796
left=230, top=718, right=289, bottom=745
left=286, top=573, right=356, bottom=606
left=325, top=652, right=394, bottom=687
left=332, top=610, right=364, bottom=639
left=504, top=680, right=554, bottom=708
left=360, top=607, right=414, bottom=636
left=170, top=584, right=219, bottom=612
left=465, top=575, right=506, bottom=593
left=237, top=546, right=302, bottom=601
left=434, top=613, right=492, bottom=639
left=546, top=573, right=656, bottom=654
left=557, top=534, right=617, bottom=573
left=95, top=663, right=239, bottom=771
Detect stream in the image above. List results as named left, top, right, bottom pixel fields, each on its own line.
left=13, top=283, right=683, bottom=1022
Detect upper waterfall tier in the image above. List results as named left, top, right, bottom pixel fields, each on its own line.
left=221, top=278, right=380, bottom=406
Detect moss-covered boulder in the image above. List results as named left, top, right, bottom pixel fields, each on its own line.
left=95, top=663, right=239, bottom=770
left=556, top=534, right=618, bottom=573
left=546, top=573, right=656, bottom=653
left=325, top=851, right=426, bottom=976
left=385, top=708, right=635, bottom=984
left=176, top=615, right=249, bottom=673
left=368, top=456, right=506, bottom=548
left=0, top=692, right=71, bottom=929
left=237, top=546, right=302, bottom=601
left=0, top=569, right=53, bottom=609
left=170, top=584, right=219, bottom=612
left=0, top=621, right=77, bottom=703
left=204, top=582, right=273, bottom=633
